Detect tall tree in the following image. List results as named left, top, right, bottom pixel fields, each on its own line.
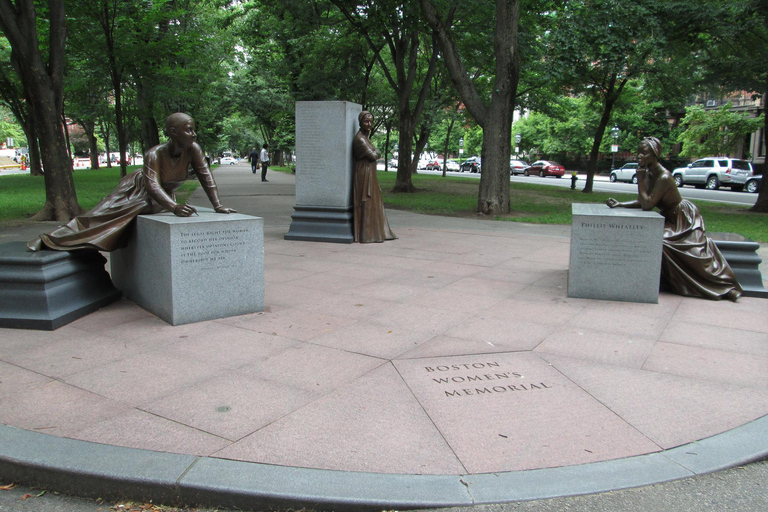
left=420, top=0, right=520, bottom=215
left=332, top=0, right=439, bottom=192
left=543, top=0, right=672, bottom=193
left=0, top=0, right=81, bottom=220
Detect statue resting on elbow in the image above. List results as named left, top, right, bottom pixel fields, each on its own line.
left=606, top=137, right=741, bottom=301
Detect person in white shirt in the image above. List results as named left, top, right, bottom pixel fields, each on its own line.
left=259, top=143, right=269, bottom=182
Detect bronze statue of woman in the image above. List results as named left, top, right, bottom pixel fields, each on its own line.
left=28, top=113, right=236, bottom=252
left=607, top=137, right=741, bottom=301
left=352, top=111, right=397, bottom=243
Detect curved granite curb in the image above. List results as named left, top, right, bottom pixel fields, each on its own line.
left=2, top=415, right=768, bottom=511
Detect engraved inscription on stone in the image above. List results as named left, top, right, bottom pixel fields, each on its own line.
left=296, top=107, right=325, bottom=187
left=574, top=221, right=652, bottom=267
left=178, top=227, right=250, bottom=270
left=423, top=361, right=552, bottom=398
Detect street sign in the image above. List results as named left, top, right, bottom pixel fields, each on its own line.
left=611, top=144, right=619, bottom=153
left=459, top=148, right=464, bottom=154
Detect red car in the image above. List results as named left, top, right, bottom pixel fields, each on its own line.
left=525, top=160, right=565, bottom=178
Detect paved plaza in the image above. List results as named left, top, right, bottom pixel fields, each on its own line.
left=1, top=165, right=767, bottom=510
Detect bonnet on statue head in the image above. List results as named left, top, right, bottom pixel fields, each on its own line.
left=642, top=136, right=662, bottom=158
left=165, top=112, right=193, bottom=136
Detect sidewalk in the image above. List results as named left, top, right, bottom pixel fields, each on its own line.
left=1, top=164, right=767, bottom=511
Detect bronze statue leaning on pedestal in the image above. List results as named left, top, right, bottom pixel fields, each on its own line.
left=28, top=113, right=236, bottom=252
left=352, top=111, right=397, bottom=244
left=606, top=137, right=741, bottom=301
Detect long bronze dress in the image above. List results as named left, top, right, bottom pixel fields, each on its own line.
left=352, top=130, right=396, bottom=243
left=28, top=143, right=222, bottom=252
left=659, top=199, right=742, bottom=300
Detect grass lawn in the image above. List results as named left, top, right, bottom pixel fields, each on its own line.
left=3, top=166, right=766, bottom=243
left=376, top=171, right=768, bottom=243
left=0, top=166, right=199, bottom=222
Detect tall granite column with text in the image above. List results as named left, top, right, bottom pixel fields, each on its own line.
left=285, top=101, right=361, bottom=243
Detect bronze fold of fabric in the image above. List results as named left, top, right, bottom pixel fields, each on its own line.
left=352, top=130, right=397, bottom=244
left=660, top=199, right=742, bottom=300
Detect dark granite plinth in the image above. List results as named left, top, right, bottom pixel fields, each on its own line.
left=0, top=241, right=121, bottom=330
left=284, top=205, right=354, bottom=243
left=711, top=233, right=768, bottom=299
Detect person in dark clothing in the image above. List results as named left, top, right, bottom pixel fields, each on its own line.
left=248, top=147, right=259, bottom=174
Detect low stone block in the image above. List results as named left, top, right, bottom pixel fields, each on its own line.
left=0, top=241, right=121, bottom=330
left=568, top=204, right=664, bottom=303
left=710, top=232, right=768, bottom=299
left=111, top=209, right=264, bottom=325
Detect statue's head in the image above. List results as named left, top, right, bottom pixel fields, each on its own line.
left=641, top=137, right=661, bottom=158
left=359, top=111, right=373, bottom=131
left=165, top=113, right=194, bottom=137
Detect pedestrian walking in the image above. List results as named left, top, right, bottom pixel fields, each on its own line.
left=260, top=143, right=270, bottom=182
left=248, top=146, right=259, bottom=174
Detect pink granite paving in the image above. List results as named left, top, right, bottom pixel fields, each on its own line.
left=2, top=176, right=767, bottom=476
left=393, top=352, right=660, bottom=473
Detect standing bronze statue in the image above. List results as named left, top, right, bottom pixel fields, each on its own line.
left=607, top=137, right=741, bottom=301
left=28, top=113, right=236, bottom=252
left=352, top=111, right=397, bottom=243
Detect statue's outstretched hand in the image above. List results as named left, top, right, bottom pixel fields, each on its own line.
left=173, top=204, right=197, bottom=217
left=214, top=205, right=237, bottom=214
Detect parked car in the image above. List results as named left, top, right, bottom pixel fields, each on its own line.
left=219, top=156, right=237, bottom=165
left=672, top=157, right=753, bottom=190
left=609, top=163, right=639, bottom=184
left=745, top=175, right=762, bottom=193
left=460, top=156, right=481, bottom=173
left=526, top=160, right=565, bottom=178
left=510, top=159, right=530, bottom=175
left=425, top=159, right=443, bottom=170
left=388, top=158, right=398, bottom=169
left=445, top=159, right=460, bottom=172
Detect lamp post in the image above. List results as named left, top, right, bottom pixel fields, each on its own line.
left=610, top=125, right=620, bottom=171
left=514, top=133, right=521, bottom=158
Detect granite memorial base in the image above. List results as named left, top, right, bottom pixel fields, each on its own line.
left=0, top=241, right=121, bottom=330
left=710, top=232, right=768, bottom=299
left=285, top=101, right=361, bottom=243
left=568, top=204, right=664, bottom=303
left=111, top=209, right=265, bottom=326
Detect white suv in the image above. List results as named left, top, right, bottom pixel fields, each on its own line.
left=672, top=157, right=753, bottom=191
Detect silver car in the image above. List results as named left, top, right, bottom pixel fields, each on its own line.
left=609, top=163, right=639, bottom=183
left=672, top=157, right=753, bottom=190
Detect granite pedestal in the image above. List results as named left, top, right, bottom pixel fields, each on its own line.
left=285, top=101, right=361, bottom=243
left=568, top=204, right=664, bottom=303
left=710, top=232, right=768, bottom=299
left=0, top=241, right=121, bottom=330
left=111, top=209, right=264, bottom=325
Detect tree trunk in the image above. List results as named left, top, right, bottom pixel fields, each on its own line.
left=393, top=115, right=417, bottom=192
left=420, top=0, right=520, bottom=215
left=582, top=74, right=625, bottom=194
left=0, top=0, right=81, bottom=220
left=80, top=119, right=99, bottom=169
left=137, top=80, right=160, bottom=153
left=478, top=107, right=512, bottom=215
left=751, top=76, right=768, bottom=212
left=442, top=116, right=456, bottom=177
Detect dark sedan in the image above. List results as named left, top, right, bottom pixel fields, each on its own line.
left=525, top=160, right=565, bottom=178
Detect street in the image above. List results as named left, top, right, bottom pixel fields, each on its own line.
left=385, top=166, right=759, bottom=207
